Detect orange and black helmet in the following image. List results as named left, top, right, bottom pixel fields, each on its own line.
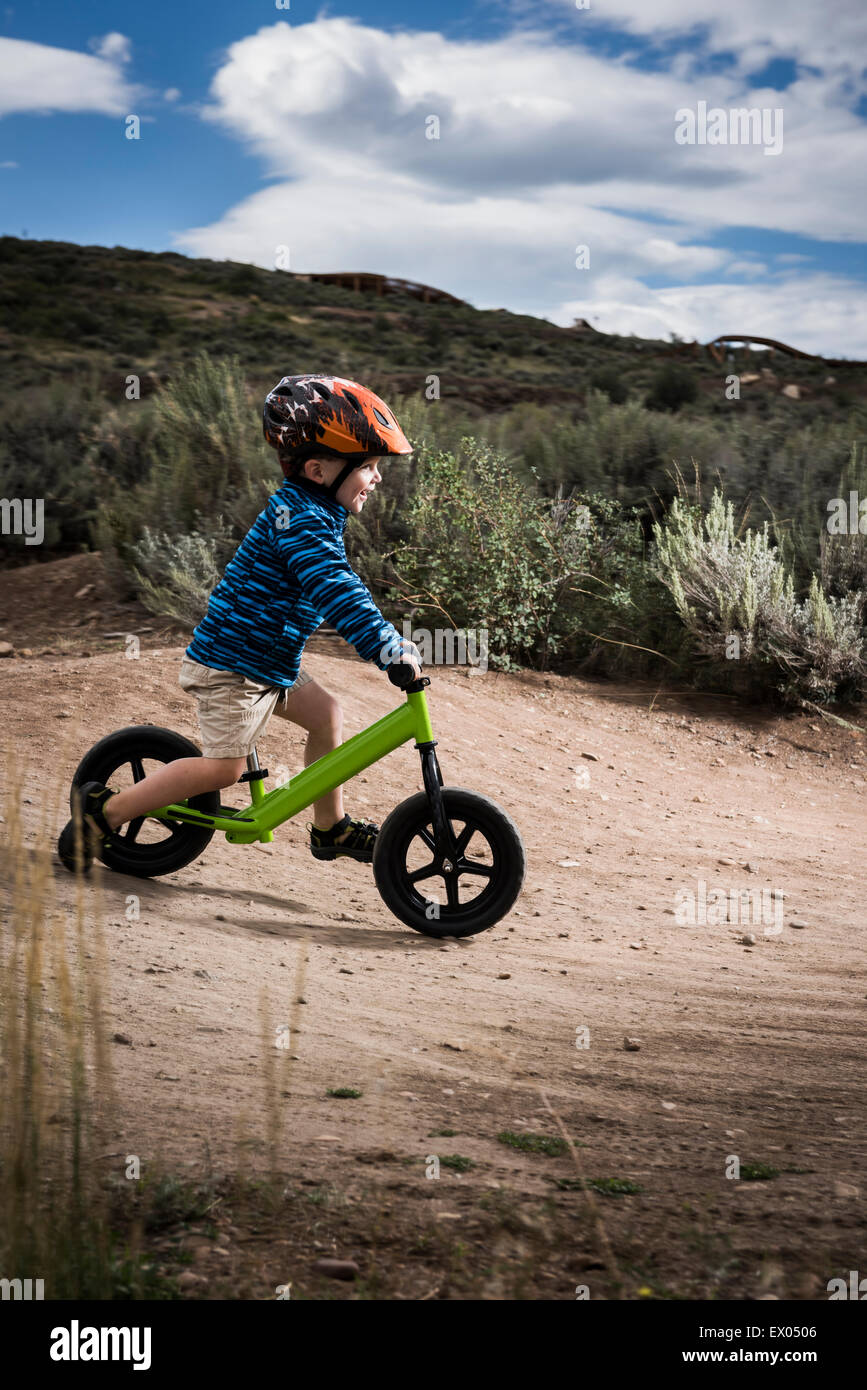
left=263, top=374, right=412, bottom=498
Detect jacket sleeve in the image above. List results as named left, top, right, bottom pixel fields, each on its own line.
left=274, top=506, right=403, bottom=669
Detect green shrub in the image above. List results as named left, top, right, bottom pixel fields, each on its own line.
left=389, top=437, right=679, bottom=675
left=590, top=365, right=630, bottom=404
left=646, top=363, right=699, bottom=412
left=496, top=1131, right=568, bottom=1156
left=390, top=441, right=594, bottom=670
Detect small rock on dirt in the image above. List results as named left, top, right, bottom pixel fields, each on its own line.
left=833, top=1181, right=860, bottom=1199
left=741, top=933, right=756, bottom=946
left=623, top=1037, right=641, bottom=1051
left=0, top=642, right=14, bottom=658
left=112, top=1032, right=133, bottom=1046
left=312, top=1258, right=359, bottom=1281
left=789, top=920, right=808, bottom=929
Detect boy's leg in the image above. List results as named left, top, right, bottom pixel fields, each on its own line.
left=103, top=756, right=247, bottom=830
left=272, top=674, right=351, bottom=838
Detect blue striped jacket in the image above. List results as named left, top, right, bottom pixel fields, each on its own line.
left=185, top=475, right=403, bottom=688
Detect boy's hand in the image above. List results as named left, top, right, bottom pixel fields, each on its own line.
left=397, top=638, right=422, bottom=680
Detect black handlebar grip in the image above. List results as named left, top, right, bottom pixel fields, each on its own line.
left=387, top=662, right=419, bottom=688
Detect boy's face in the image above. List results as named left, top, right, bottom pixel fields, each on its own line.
left=304, top=457, right=383, bottom=514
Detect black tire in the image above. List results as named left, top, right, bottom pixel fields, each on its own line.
left=67, top=725, right=219, bottom=878
left=372, top=786, right=525, bottom=937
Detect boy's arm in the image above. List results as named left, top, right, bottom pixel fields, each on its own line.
left=275, top=508, right=407, bottom=669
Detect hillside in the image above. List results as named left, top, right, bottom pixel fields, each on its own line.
left=1, top=236, right=865, bottom=709
left=1, top=235, right=864, bottom=417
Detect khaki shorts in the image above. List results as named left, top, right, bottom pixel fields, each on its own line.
left=178, top=656, right=314, bottom=758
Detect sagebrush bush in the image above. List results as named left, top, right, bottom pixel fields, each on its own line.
left=94, top=353, right=279, bottom=612
left=0, top=374, right=106, bottom=556
left=491, top=390, right=727, bottom=500
left=129, top=524, right=230, bottom=627
left=94, top=352, right=277, bottom=572
left=654, top=491, right=866, bottom=703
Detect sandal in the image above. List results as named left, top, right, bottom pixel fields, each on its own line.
left=57, top=781, right=120, bottom=873
left=309, top=813, right=379, bottom=863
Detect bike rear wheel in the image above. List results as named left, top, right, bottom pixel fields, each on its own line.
left=67, top=725, right=219, bottom=878
left=372, top=786, right=525, bottom=937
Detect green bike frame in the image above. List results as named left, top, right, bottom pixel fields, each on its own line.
left=149, top=685, right=436, bottom=846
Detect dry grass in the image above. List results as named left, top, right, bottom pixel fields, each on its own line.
left=0, top=749, right=127, bottom=1295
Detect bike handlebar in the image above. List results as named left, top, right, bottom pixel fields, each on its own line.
left=387, top=662, right=423, bottom=689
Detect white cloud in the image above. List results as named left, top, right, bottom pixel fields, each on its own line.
left=568, top=0, right=867, bottom=86
left=552, top=272, right=867, bottom=358
left=0, top=159, right=18, bottom=168
left=175, top=168, right=726, bottom=307
left=0, top=34, right=138, bottom=118
left=163, top=87, right=181, bottom=102
left=89, top=32, right=131, bottom=65
left=175, top=16, right=867, bottom=356
left=724, top=260, right=769, bottom=278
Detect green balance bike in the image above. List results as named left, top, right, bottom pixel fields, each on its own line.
left=59, top=666, right=526, bottom=938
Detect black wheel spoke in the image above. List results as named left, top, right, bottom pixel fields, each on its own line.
left=457, top=857, right=494, bottom=879
left=453, top=822, right=474, bottom=856
left=415, top=826, right=436, bottom=854
left=445, top=873, right=461, bottom=909
left=408, top=860, right=439, bottom=884
left=123, top=815, right=146, bottom=843
left=130, top=757, right=146, bottom=783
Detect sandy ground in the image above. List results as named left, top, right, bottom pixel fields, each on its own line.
left=1, top=556, right=865, bottom=1299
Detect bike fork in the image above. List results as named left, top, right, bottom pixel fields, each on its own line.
left=416, top=740, right=457, bottom=856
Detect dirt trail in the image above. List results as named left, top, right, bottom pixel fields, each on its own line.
left=1, top=559, right=865, bottom=1299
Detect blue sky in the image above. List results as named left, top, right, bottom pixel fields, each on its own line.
left=1, top=1, right=866, bottom=355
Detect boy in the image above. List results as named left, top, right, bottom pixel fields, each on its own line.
left=59, top=375, right=421, bottom=873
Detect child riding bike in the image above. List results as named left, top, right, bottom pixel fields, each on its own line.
left=59, top=375, right=421, bottom=875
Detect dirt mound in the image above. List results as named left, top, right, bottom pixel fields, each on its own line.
left=0, top=551, right=173, bottom=655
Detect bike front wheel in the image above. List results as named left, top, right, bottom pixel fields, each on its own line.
left=372, top=787, right=525, bottom=937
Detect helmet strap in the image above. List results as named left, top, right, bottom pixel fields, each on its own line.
left=324, top=457, right=365, bottom=500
